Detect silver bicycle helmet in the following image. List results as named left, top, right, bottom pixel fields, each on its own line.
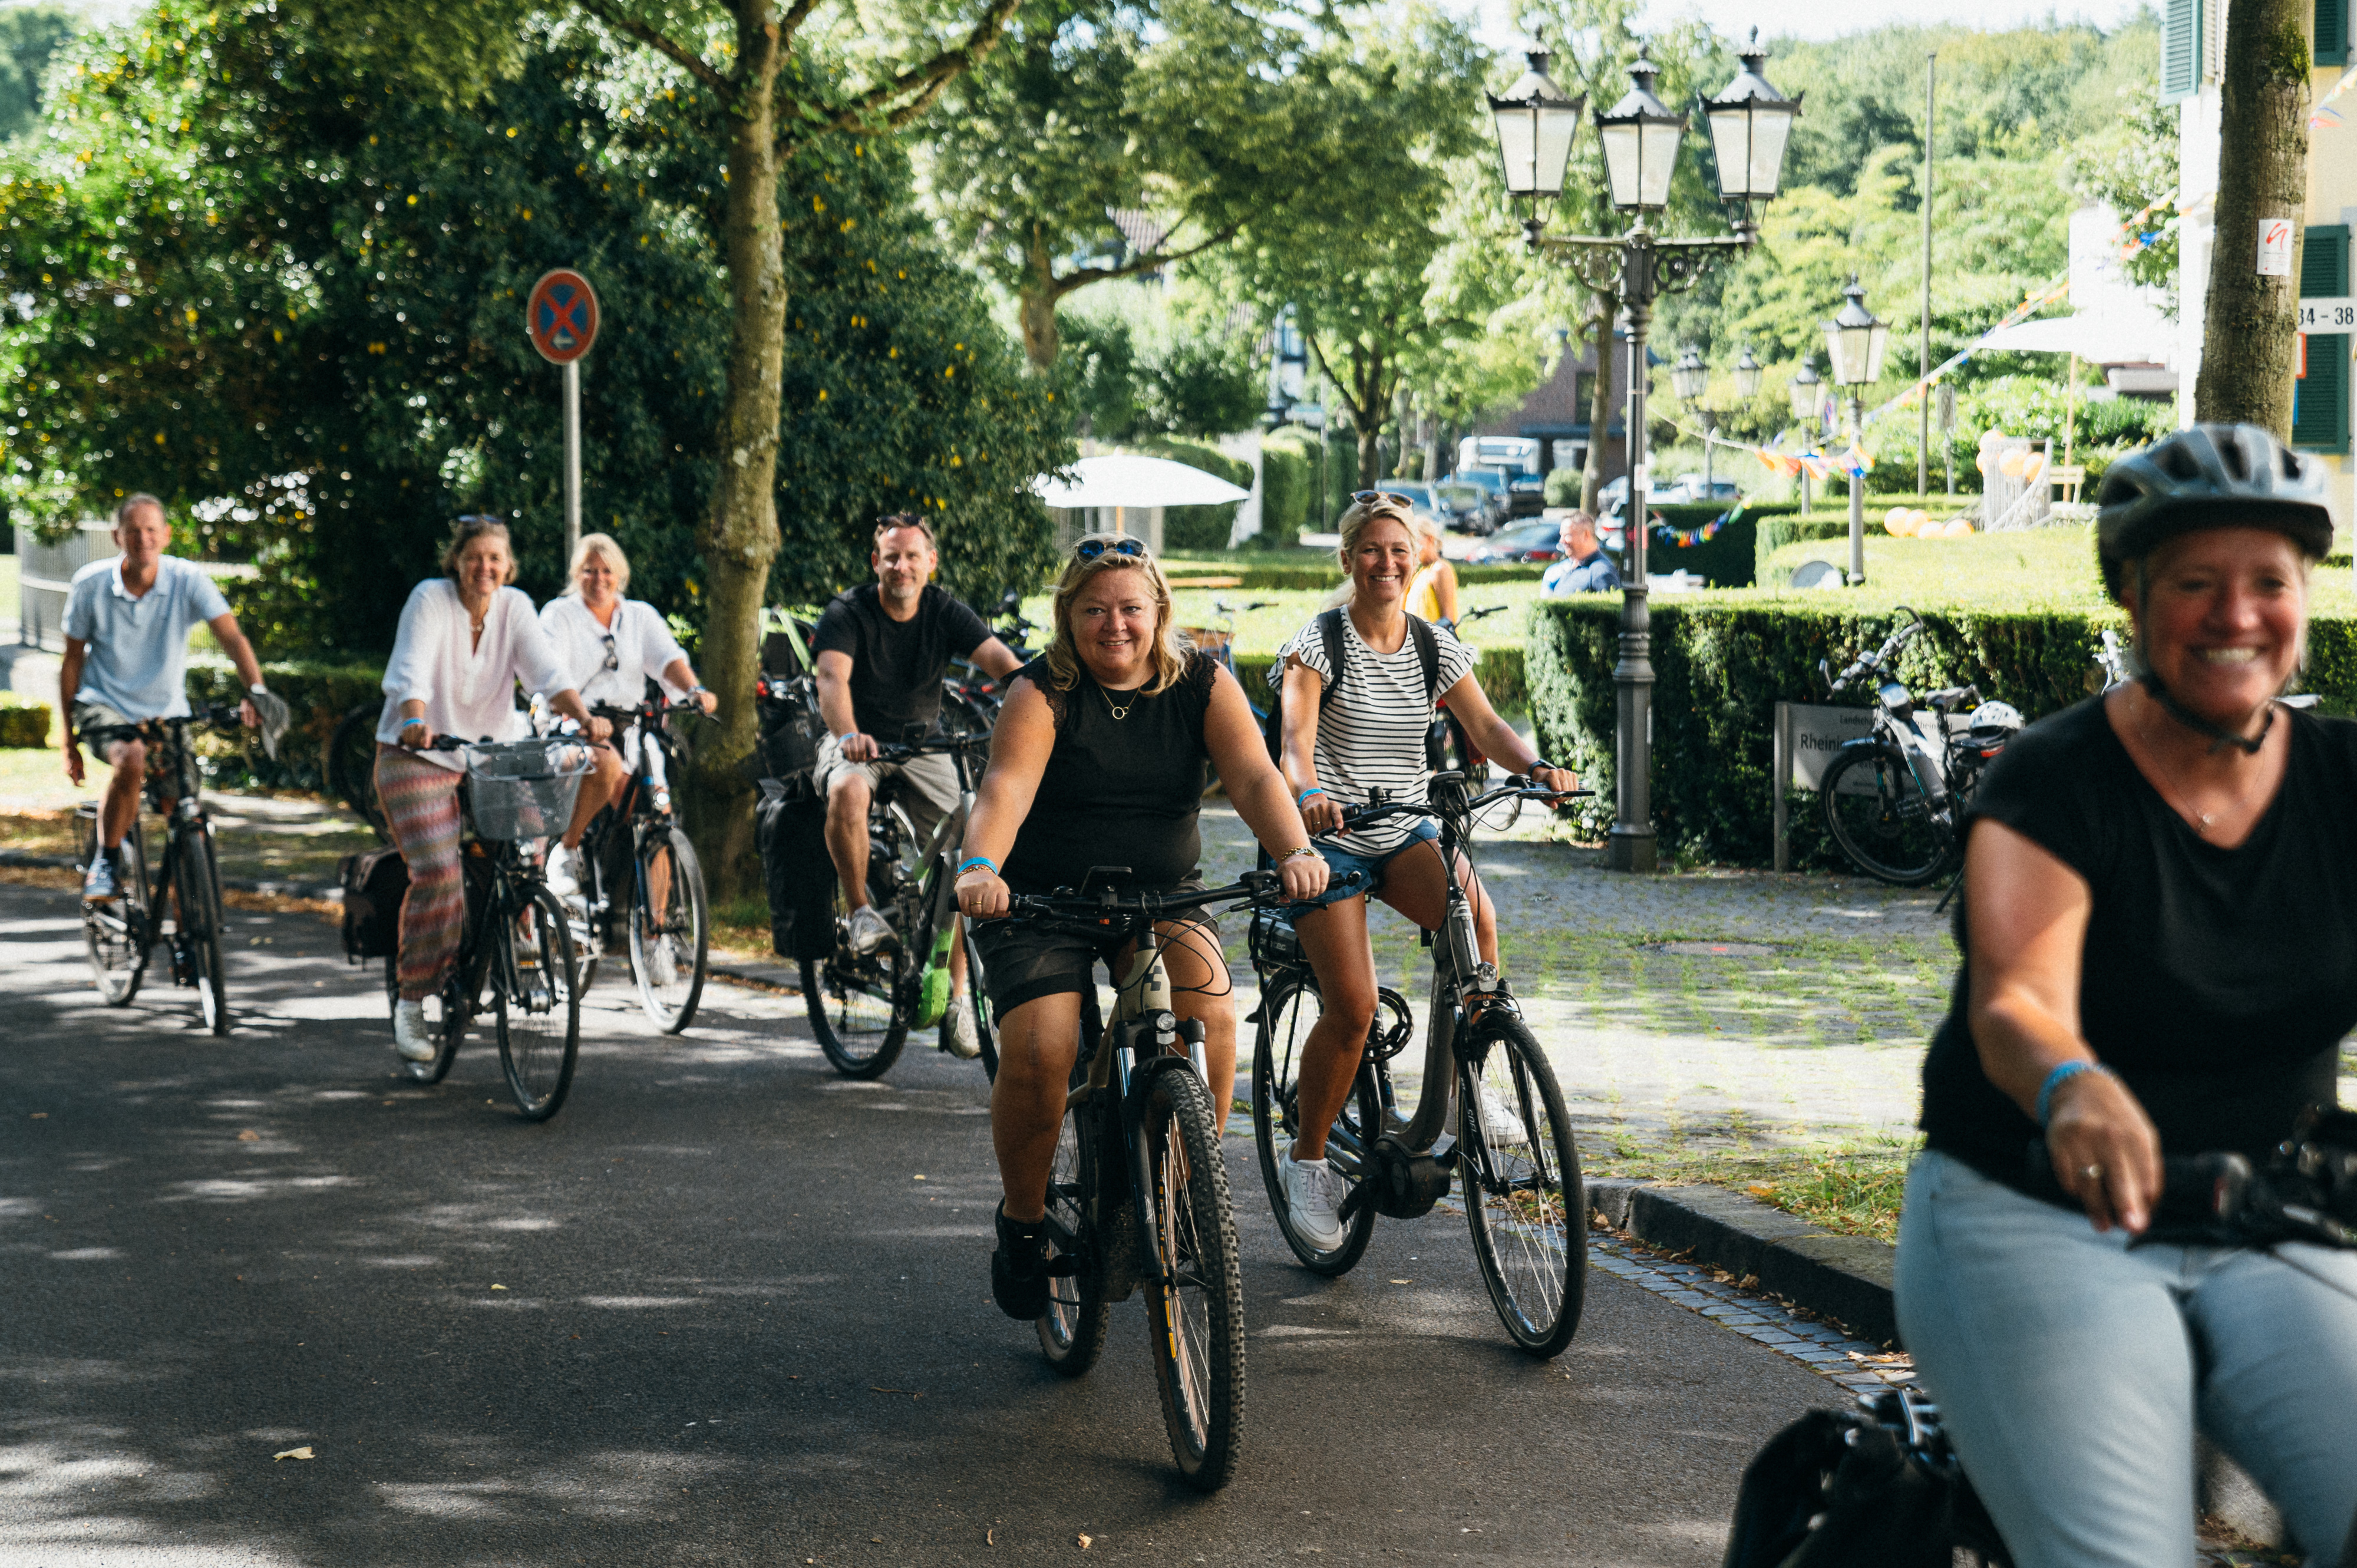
left=2095, top=422, right=2333, bottom=601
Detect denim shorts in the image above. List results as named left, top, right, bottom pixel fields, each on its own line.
left=1285, top=820, right=1440, bottom=916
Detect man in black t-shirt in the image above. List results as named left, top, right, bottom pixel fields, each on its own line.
left=811, top=514, right=1020, bottom=1056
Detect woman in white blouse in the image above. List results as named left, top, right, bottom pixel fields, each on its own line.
left=376, top=517, right=608, bottom=1062
left=537, top=533, right=716, bottom=898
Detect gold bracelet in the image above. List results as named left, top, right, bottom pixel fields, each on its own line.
left=1279, top=845, right=1320, bottom=861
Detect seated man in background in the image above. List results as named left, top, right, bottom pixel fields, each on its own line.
left=1540, top=512, right=1622, bottom=596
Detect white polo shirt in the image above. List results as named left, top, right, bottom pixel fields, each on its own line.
left=62, top=555, right=232, bottom=720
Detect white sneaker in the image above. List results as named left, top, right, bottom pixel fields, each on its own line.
left=944, top=991, right=981, bottom=1059
left=1476, top=1082, right=1529, bottom=1147
left=1279, top=1147, right=1346, bottom=1250
left=649, top=934, right=679, bottom=982
left=393, top=1000, right=438, bottom=1062
left=846, top=905, right=894, bottom=955
left=543, top=844, right=581, bottom=903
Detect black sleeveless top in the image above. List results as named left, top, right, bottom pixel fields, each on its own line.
left=1921, top=697, right=2357, bottom=1196
left=1001, top=651, right=1217, bottom=895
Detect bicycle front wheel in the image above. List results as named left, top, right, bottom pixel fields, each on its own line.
left=176, top=826, right=230, bottom=1035
left=1143, top=1066, right=1247, bottom=1493
left=1460, top=1015, right=1586, bottom=1358
left=1820, top=745, right=1950, bottom=886
left=1037, top=1062, right=1110, bottom=1376
left=1250, top=975, right=1378, bottom=1275
left=80, top=817, right=150, bottom=1006
left=800, top=886, right=910, bottom=1078
left=496, top=884, right=580, bottom=1121
left=628, top=826, right=709, bottom=1034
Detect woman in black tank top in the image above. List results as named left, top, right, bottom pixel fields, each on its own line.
left=952, top=536, right=1328, bottom=1321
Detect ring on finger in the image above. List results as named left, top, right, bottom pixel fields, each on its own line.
left=2081, top=1163, right=2105, bottom=1184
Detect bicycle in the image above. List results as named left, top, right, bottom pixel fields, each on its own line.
left=385, top=735, right=591, bottom=1120
left=74, top=703, right=250, bottom=1035
left=944, top=588, right=1041, bottom=731
left=1427, top=603, right=1518, bottom=823
left=326, top=700, right=392, bottom=844
left=1817, top=608, right=2022, bottom=887
left=556, top=692, right=714, bottom=1034
left=1247, top=771, right=1594, bottom=1357
left=1010, top=869, right=1278, bottom=1491
left=800, top=733, right=999, bottom=1080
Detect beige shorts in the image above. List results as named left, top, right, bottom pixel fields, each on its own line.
left=814, top=737, right=961, bottom=851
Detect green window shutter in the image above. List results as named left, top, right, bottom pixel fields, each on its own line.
left=2320, top=0, right=2351, bottom=68
left=2161, top=0, right=2202, bottom=102
left=2303, top=223, right=2351, bottom=298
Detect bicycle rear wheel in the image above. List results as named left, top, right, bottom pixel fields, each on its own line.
left=1820, top=745, right=1950, bottom=886
left=628, top=826, right=709, bottom=1034
left=800, top=884, right=910, bottom=1078
left=175, top=826, right=230, bottom=1035
left=1250, top=975, right=1378, bottom=1275
left=496, top=884, right=580, bottom=1121
left=79, top=815, right=150, bottom=1006
left=1037, top=1061, right=1111, bottom=1376
left=328, top=703, right=391, bottom=844
left=1142, top=1065, right=1247, bottom=1492
left=1460, top=1014, right=1586, bottom=1358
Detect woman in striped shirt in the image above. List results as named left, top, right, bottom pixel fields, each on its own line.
left=1270, top=493, right=1578, bottom=1252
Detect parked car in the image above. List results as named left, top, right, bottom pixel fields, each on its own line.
left=1386, top=480, right=1493, bottom=534
left=1442, top=468, right=1514, bottom=530
left=1464, top=517, right=1563, bottom=564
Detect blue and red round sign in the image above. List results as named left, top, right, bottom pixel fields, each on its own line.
left=526, top=268, right=600, bottom=365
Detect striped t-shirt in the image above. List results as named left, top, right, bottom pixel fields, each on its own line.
left=1279, top=612, right=1476, bottom=854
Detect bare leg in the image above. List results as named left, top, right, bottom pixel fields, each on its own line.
left=1289, top=896, right=1379, bottom=1162
left=560, top=744, right=628, bottom=851
left=824, top=771, right=873, bottom=912
left=100, top=740, right=146, bottom=849
left=1153, top=917, right=1238, bottom=1117
left=991, top=991, right=1085, bottom=1221
left=948, top=913, right=969, bottom=989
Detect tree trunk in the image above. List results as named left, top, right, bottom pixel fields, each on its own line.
left=2194, top=0, right=2310, bottom=433
left=1580, top=293, right=1615, bottom=515
left=682, top=4, right=786, bottom=903
left=1019, top=231, right=1061, bottom=369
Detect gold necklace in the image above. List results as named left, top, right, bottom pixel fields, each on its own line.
left=2134, top=687, right=2266, bottom=835
left=1099, top=683, right=1135, bottom=721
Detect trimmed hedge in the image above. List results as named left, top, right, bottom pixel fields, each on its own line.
left=1158, top=556, right=1549, bottom=592
left=0, top=692, right=51, bottom=748
left=185, top=657, right=387, bottom=793
left=1234, top=645, right=1529, bottom=714
left=1260, top=429, right=1318, bottom=547
left=1525, top=597, right=2134, bottom=866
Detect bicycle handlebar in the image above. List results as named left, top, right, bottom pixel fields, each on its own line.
left=871, top=735, right=993, bottom=763
left=587, top=697, right=715, bottom=725
left=1825, top=608, right=1929, bottom=694
left=1329, top=778, right=1590, bottom=835
left=1005, top=867, right=1364, bottom=925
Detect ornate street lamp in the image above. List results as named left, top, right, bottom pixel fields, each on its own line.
left=1824, top=274, right=1890, bottom=584
left=1788, top=355, right=1822, bottom=511
left=1671, top=348, right=1716, bottom=494
left=1488, top=37, right=1798, bottom=873
left=1732, top=345, right=1763, bottom=399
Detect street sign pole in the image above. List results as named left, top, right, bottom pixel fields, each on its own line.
left=563, top=359, right=582, bottom=566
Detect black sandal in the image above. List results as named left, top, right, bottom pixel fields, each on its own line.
left=991, top=1201, right=1051, bottom=1321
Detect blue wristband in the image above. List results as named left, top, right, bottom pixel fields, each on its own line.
left=400, top=717, right=427, bottom=730
left=1297, top=787, right=1327, bottom=806
left=955, top=856, right=997, bottom=877
left=2035, top=1060, right=2115, bottom=1127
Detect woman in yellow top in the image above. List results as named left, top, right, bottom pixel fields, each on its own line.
left=1405, top=514, right=1460, bottom=626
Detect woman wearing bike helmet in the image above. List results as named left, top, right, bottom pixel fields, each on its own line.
left=1896, top=424, right=2357, bottom=1567
left=1271, top=493, right=1577, bottom=1253
left=953, top=533, right=1328, bottom=1319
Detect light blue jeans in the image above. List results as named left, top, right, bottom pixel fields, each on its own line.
left=1894, top=1150, right=2357, bottom=1568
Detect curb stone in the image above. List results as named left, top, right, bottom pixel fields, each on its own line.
left=1590, top=1179, right=2284, bottom=1550
left=0, top=847, right=342, bottom=902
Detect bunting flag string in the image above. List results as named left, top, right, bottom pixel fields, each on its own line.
left=2310, top=63, right=2357, bottom=129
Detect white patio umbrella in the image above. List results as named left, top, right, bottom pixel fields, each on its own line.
left=1978, top=308, right=2172, bottom=367
left=1032, top=454, right=1251, bottom=511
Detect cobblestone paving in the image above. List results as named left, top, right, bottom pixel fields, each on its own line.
left=1197, top=806, right=2357, bottom=1178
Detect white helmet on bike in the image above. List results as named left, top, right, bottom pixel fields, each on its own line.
left=1966, top=700, right=2023, bottom=734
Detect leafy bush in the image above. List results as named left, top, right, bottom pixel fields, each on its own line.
left=185, top=657, right=387, bottom=792
left=1260, top=429, right=1319, bottom=547
left=1544, top=466, right=1584, bottom=509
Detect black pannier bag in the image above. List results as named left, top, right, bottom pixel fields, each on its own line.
left=754, top=670, right=826, bottom=790
left=755, top=775, right=836, bottom=962
left=337, top=847, right=410, bottom=962
left=1722, top=1388, right=2009, bottom=1568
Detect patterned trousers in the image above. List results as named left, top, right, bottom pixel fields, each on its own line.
left=374, top=744, right=466, bottom=1003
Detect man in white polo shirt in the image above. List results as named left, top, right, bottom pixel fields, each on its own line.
left=59, top=493, right=280, bottom=902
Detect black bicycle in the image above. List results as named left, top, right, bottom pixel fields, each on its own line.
left=1014, top=870, right=1274, bottom=1491
left=800, top=734, right=998, bottom=1079
left=564, top=693, right=713, bottom=1034
left=388, top=736, right=590, bottom=1120
left=327, top=700, right=391, bottom=844
left=74, top=704, right=249, bottom=1034
left=1249, top=772, right=1592, bottom=1356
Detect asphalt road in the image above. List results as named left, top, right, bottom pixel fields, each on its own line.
left=1, top=880, right=1839, bottom=1567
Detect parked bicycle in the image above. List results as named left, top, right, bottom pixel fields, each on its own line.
left=801, top=733, right=998, bottom=1080
left=1248, top=771, right=1593, bottom=1357
left=560, top=692, right=714, bottom=1034
left=387, top=735, right=591, bottom=1121
left=1817, top=608, right=2022, bottom=887
left=945, top=588, right=1041, bottom=731
left=74, top=703, right=250, bottom=1034
left=1017, top=869, right=1280, bottom=1491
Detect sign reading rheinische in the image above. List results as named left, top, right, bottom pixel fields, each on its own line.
left=1784, top=702, right=1876, bottom=791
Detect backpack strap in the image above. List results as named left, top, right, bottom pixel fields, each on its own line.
left=1406, top=615, right=1441, bottom=707
left=1316, top=607, right=1347, bottom=712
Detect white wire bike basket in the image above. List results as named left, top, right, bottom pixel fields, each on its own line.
left=463, top=738, right=596, bottom=842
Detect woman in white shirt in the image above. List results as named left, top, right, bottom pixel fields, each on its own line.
left=537, top=534, right=716, bottom=898
left=376, top=516, right=608, bottom=1062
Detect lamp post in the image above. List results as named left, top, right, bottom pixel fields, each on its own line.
left=1788, top=356, right=1822, bottom=512
left=1824, top=273, right=1890, bottom=585
left=1487, top=31, right=1798, bottom=873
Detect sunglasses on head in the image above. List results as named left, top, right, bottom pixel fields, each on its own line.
left=1352, top=491, right=1414, bottom=510
left=1074, top=537, right=1148, bottom=562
